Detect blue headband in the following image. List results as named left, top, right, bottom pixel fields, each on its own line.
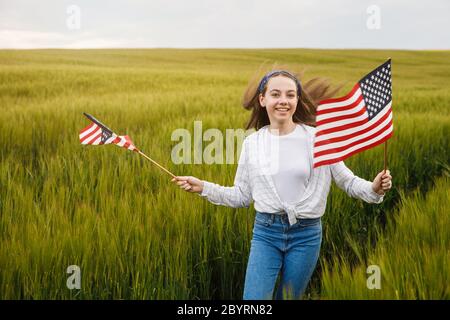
left=257, top=70, right=302, bottom=97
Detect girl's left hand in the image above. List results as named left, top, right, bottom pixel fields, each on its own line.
left=372, top=169, right=392, bottom=195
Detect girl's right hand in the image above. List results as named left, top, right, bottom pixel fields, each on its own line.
left=171, top=176, right=204, bottom=194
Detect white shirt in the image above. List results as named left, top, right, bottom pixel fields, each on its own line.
left=200, top=123, right=384, bottom=226
left=266, top=125, right=310, bottom=205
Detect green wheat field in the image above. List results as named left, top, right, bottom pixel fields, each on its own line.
left=0, top=49, right=449, bottom=299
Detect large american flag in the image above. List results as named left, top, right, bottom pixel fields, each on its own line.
left=79, top=113, right=138, bottom=152
left=313, top=59, right=393, bottom=168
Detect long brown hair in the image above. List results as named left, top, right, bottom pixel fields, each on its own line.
left=242, top=64, right=343, bottom=130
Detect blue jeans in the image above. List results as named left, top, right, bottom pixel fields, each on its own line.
left=243, top=211, right=322, bottom=300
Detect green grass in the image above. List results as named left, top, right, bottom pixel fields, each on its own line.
left=320, top=174, right=450, bottom=299
left=0, top=49, right=449, bottom=299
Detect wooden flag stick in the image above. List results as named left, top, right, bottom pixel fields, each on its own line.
left=384, top=57, right=391, bottom=174
left=384, top=140, right=388, bottom=174
left=137, top=150, right=177, bottom=179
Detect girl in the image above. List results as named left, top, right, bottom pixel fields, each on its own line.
left=171, top=69, right=393, bottom=300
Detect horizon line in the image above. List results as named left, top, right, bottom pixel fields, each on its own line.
left=0, top=47, right=449, bottom=51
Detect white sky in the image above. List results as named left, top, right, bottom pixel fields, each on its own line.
left=1, top=0, right=449, bottom=49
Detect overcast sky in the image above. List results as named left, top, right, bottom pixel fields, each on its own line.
left=1, top=0, right=449, bottom=49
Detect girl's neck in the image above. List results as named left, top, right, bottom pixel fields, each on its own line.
left=269, top=120, right=297, bottom=136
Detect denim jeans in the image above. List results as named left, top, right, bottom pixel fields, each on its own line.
left=243, top=211, right=322, bottom=300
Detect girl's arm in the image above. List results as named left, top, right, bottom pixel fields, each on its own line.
left=330, top=161, right=390, bottom=204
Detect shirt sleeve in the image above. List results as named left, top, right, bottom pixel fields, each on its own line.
left=330, top=161, right=384, bottom=204
left=198, top=139, right=253, bottom=208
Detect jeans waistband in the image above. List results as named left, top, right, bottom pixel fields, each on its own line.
left=255, top=211, right=321, bottom=223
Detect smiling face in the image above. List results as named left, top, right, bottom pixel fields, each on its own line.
left=259, top=75, right=299, bottom=126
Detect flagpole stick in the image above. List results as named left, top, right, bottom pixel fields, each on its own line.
left=137, top=150, right=177, bottom=179
left=385, top=57, right=391, bottom=174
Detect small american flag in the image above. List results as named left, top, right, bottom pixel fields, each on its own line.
left=313, top=59, right=393, bottom=168
left=79, top=113, right=138, bottom=152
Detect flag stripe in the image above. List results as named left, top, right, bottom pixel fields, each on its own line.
left=315, top=115, right=369, bottom=137
left=313, top=131, right=393, bottom=168
left=315, top=101, right=392, bottom=143
left=314, top=119, right=393, bottom=157
left=316, top=102, right=367, bottom=126
left=116, top=138, right=126, bottom=147
left=314, top=125, right=393, bottom=164
left=92, top=135, right=103, bottom=145
left=316, top=94, right=364, bottom=118
left=315, top=106, right=392, bottom=146
left=80, top=125, right=100, bottom=143
left=79, top=123, right=97, bottom=138
left=316, top=89, right=363, bottom=115
left=81, top=128, right=102, bottom=144
left=86, top=132, right=102, bottom=145
left=315, top=117, right=393, bottom=156
left=317, top=83, right=360, bottom=107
